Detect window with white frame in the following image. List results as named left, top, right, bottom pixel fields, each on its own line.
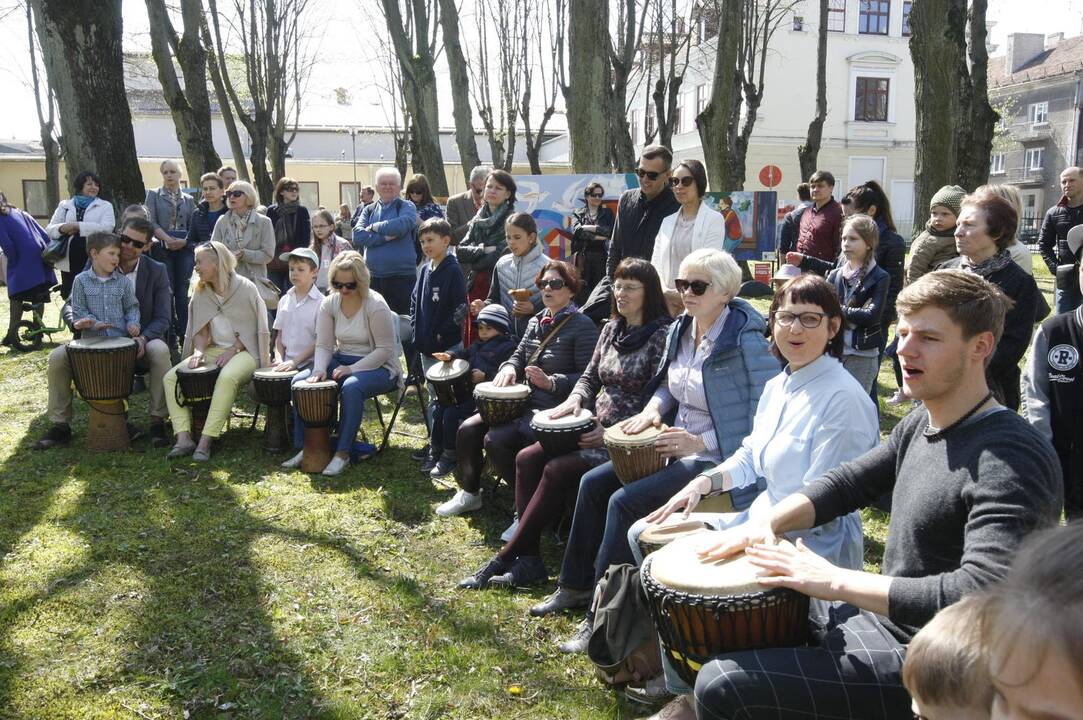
left=859, top=0, right=890, bottom=35
left=902, top=2, right=913, bottom=35
left=1025, top=148, right=1045, bottom=170
left=990, top=154, right=1005, bottom=175
left=855, top=77, right=890, bottom=122
left=827, top=0, right=846, bottom=31
left=1028, top=102, right=1049, bottom=125
left=674, top=95, right=684, bottom=133
left=696, top=84, right=707, bottom=115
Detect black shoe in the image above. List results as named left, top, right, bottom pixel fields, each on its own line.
left=458, top=557, right=509, bottom=590
left=126, top=423, right=145, bottom=442
left=34, top=424, right=72, bottom=450
left=489, top=555, right=548, bottom=588
left=430, top=451, right=456, bottom=478
left=411, top=444, right=431, bottom=462
left=419, top=451, right=438, bottom=474
left=149, top=422, right=170, bottom=449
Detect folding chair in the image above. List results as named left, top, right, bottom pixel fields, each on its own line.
left=371, top=314, right=430, bottom=452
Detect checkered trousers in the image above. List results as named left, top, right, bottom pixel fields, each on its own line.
left=694, top=600, right=911, bottom=720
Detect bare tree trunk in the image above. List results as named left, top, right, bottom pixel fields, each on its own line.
left=957, top=0, right=997, bottom=190
left=145, top=0, right=222, bottom=178
left=697, top=0, right=743, bottom=190
left=201, top=14, right=249, bottom=180
left=31, top=0, right=143, bottom=214
left=797, top=0, right=828, bottom=180
left=437, top=0, right=481, bottom=183
left=26, top=2, right=61, bottom=210
left=521, top=0, right=559, bottom=176
left=566, top=0, right=610, bottom=172
left=608, top=0, right=647, bottom=172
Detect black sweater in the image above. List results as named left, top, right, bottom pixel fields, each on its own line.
left=801, top=407, right=1062, bottom=642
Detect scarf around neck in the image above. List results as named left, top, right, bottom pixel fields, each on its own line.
left=611, top=315, right=671, bottom=353
left=961, top=249, right=1012, bottom=278
left=540, top=302, right=577, bottom=329
left=73, top=194, right=95, bottom=212
left=229, top=209, right=253, bottom=238
left=274, top=202, right=300, bottom=251
left=161, top=185, right=184, bottom=229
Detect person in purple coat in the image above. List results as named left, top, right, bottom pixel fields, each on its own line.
left=0, top=191, right=57, bottom=346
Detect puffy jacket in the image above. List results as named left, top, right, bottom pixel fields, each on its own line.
left=186, top=200, right=227, bottom=248
left=501, top=306, right=600, bottom=410
left=487, top=242, right=548, bottom=338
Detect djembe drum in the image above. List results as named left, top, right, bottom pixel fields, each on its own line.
left=604, top=424, right=668, bottom=484
left=66, top=336, right=138, bottom=452
left=425, top=359, right=473, bottom=406
left=530, top=407, right=595, bottom=457
left=175, top=363, right=222, bottom=440
left=642, top=533, right=810, bottom=685
left=473, top=382, right=530, bottom=426
left=252, top=369, right=297, bottom=452
left=636, top=514, right=714, bottom=558
left=292, top=380, right=339, bottom=473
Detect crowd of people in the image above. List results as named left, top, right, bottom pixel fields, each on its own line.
left=0, top=148, right=1081, bottom=719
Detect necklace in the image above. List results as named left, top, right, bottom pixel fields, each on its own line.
left=923, top=391, right=995, bottom=441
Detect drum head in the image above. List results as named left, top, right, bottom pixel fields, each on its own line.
left=531, top=407, right=593, bottom=429
left=604, top=423, right=663, bottom=447
left=254, top=369, right=299, bottom=380
left=648, top=533, right=769, bottom=596
left=297, top=379, right=338, bottom=391
left=639, top=515, right=714, bottom=547
left=474, top=381, right=530, bottom=400
left=68, top=337, right=136, bottom=350
left=426, top=359, right=470, bottom=382
left=177, top=362, right=220, bottom=376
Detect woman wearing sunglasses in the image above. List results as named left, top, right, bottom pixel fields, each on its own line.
left=210, top=181, right=276, bottom=285
left=437, top=260, right=599, bottom=517
left=650, top=159, right=727, bottom=313
left=458, top=258, right=671, bottom=590
left=265, top=177, right=311, bottom=295
left=569, top=182, right=615, bottom=305
left=532, top=248, right=777, bottom=654
left=163, top=241, right=270, bottom=461
left=288, top=251, right=402, bottom=476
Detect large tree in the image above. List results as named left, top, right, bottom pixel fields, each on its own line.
left=797, top=0, right=828, bottom=181
left=25, top=2, right=61, bottom=211
left=910, top=0, right=997, bottom=226
left=145, top=0, right=222, bottom=179
left=31, top=0, right=144, bottom=213
left=437, top=0, right=481, bottom=183
left=565, top=0, right=611, bottom=172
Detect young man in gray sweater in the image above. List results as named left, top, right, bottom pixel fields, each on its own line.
left=648, top=270, right=1064, bottom=720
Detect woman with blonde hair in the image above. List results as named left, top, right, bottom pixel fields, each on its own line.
left=163, top=241, right=270, bottom=461
left=145, top=159, right=197, bottom=335
left=309, top=208, right=352, bottom=292
left=210, top=180, right=276, bottom=283
left=283, top=251, right=402, bottom=476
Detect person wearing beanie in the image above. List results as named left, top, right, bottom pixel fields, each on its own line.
left=907, top=185, right=965, bottom=284
left=426, top=302, right=517, bottom=478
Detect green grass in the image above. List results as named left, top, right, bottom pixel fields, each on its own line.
left=2, top=264, right=1051, bottom=719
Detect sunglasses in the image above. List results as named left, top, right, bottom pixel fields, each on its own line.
left=331, top=281, right=358, bottom=290
left=669, top=176, right=695, bottom=188
left=227, top=190, right=246, bottom=199
left=586, top=191, right=604, bottom=198
left=121, top=237, right=148, bottom=249
left=537, top=278, right=566, bottom=291
left=674, top=278, right=711, bottom=296
left=635, top=167, right=665, bottom=181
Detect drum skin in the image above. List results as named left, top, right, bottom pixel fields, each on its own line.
left=530, top=408, right=595, bottom=457
left=426, top=359, right=473, bottom=406
left=604, top=424, right=668, bottom=485
left=636, top=515, right=713, bottom=558
left=473, top=382, right=530, bottom=426
left=252, top=369, right=297, bottom=406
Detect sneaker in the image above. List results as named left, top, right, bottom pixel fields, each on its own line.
left=557, top=617, right=593, bottom=654
left=281, top=450, right=304, bottom=469
left=34, top=423, right=72, bottom=450
left=435, top=489, right=482, bottom=517
left=419, top=452, right=438, bottom=474
left=489, top=555, right=547, bottom=588
left=322, top=455, right=349, bottom=476
left=500, top=514, right=520, bottom=542
left=429, top=452, right=456, bottom=478
left=645, top=695, right=695, bottom=720
left=529, top=586, right=592, bottom=617
left=411, top=444, right=432, bottom=462
left=458, top=557, right=509, bottom=590
left=149, top=422, right=170, bottom=449
left=886, top=389, right=909, bottom=406
left=625, top=674, right=674, bottom=708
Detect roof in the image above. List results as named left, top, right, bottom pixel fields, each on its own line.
left=990, top=35, right=1083, bottom=88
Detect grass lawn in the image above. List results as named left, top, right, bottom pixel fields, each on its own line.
left=0, top=260, right=1052, bottom=719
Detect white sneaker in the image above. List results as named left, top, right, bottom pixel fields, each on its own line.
left=281, top=450, right=304, bottom=469
left=886, top=390, right=909, bottom=406
left=435, top=489, right=482, bottom=517
left=321, top=455, right=349, bottom=476
left=500, top=515, right=520, bottom=542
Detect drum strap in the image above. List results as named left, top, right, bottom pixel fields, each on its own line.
left=527, top=314, right=574, bottom=366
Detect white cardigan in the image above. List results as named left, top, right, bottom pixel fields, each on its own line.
left=46, top=197, right=116, bottom=272
left=650, top=202, right=726, bottom=286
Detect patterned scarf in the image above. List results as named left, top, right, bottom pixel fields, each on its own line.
left=961, top=249, right=1012, bottom=278
left=274, top=201, right=300, bottom=252
left=161, top=185, right=185, bottom=230
left=228, top=209, right=252, bottom=239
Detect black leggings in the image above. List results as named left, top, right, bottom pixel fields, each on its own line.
left=454, top=413, right=534, bottom=494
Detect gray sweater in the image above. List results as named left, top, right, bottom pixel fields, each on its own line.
left=801, top=406, right=1063, bottom=642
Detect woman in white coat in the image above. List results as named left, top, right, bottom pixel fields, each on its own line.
left=46, top=170, right=116, bottom=299
left=649, top=159, right=726, bottom=314
left=209, top=180, right=276, bottom=283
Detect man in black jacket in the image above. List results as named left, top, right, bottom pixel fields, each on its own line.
left=581, top=145, right=679, bottom=323
left=1039, top=166, right=1083, bottom=313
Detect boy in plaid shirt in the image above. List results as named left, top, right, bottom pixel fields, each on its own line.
left=70, top=231, right=140, bottom=338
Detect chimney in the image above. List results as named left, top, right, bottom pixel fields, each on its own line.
left=1006, top=33, right=1046, bottom=75
left=1046, top=33, right=1065, bottom=50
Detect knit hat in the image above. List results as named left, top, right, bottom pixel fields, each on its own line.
left=930, top=185, right=966, bottom=216
left=476, top=304, right=510, bottom=334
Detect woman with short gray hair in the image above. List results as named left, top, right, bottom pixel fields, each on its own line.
left=210, top=180, right=276, bottom=283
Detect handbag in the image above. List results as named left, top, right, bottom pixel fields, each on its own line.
left=255, top=277, right=281, bottom=310
left=41, top=235, right=69, bottom=265
left=1056, top=263, right=1079, bottom=291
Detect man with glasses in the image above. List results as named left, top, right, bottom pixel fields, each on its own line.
left=795, top=170, right=843, bottom=266
left=582, top=145, right=679, bottom=324
left=36, top=217, right=175, bottom=449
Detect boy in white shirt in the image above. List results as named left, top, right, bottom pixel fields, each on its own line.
left=272, top=248, right=321, bottom=371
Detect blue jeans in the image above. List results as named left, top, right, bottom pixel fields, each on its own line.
left=557, top=457, right=716, bottom=591
left=431, top=400, right=475, bottom=454
left=1056, top=283, right=1083, bottom=314
left=291, top=354, right=396, bottom=453
left=162, top=244, right=194, bottom=337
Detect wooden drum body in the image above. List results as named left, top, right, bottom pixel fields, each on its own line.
left=530, top=408, right=595, bottom=457
left=66, top=337, right=138, bottom=452
left=426, top=359, right=473, bottom=406
left=292, top=380, right=339, bottom=473
left=252, top=369, right=297, bottom=452
left=642, top=534, right=810, bottom=685
left=175, top=364, right=222, bottom=441
left=604, top=425, right=668, bottom=485
left=636, top=514, right=714, bottom=558
left=473, top=382, right=530, bottom=426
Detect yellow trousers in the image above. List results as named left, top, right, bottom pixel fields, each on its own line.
left=163, top=347, right=257, bottom=438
